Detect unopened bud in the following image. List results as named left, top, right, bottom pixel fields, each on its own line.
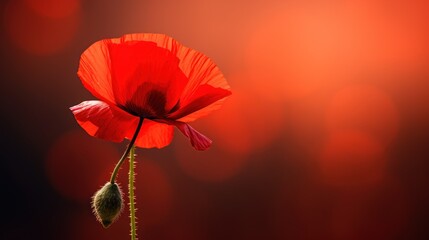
left=92, top=182, right=123, bottom=228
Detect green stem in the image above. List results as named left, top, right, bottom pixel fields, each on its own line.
left=110, top=118, right=144, bottom=184
left=129, top=145, right=137, bottom=240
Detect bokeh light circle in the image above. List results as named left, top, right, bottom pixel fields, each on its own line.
left=24, top=0, right=81, bottom=19
left=45, top=130, right=120, bottom=203
left=204, top=74, right=286, bottom=155
left=117, top=157, right=173, bottom=227
left=4, top=0, right=80, bottom=55
left=318, top=130, right=387, bottom=188
left=175, top=72, right=287, bottom=182
left=325, top=84, right=399, bottom=146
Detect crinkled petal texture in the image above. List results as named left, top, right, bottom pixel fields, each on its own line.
left=78, top=33, right=231, bottom=121
left=74, top=33, right=232, bottom=150
left=117, top=34, right=232, bottom=122
left=70, top=101, right=173, bottom=149
left=108, top=41, right=189, bottom=117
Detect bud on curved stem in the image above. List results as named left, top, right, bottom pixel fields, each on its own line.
left=92, top=182, right=124, bottom=228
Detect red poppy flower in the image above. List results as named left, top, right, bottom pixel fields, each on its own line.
left=70, top=33, right=231, bottom=150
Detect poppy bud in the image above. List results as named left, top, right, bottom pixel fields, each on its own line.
left=92, top=182, right=123, bottom=228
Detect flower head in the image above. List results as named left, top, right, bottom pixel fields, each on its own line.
left=70, top=33, right=231, bottom=150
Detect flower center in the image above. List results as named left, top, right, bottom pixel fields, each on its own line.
left=125, top=89, right=167, bottom=118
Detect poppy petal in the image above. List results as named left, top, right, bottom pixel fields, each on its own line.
left=115, top=34, right=230, bottom=92
left=70, top=101, right=138, bottom=142
left=113, top=33, right=232, bottom=121
left=108, top=40, right=188, bottom=117
left=173, top=38, right=231, bottom=121
left=77, top=41, right=117, bottom=105
left=128, top=119, right=174, bottom=149
left=168, top=84, right=231, bottom=121
left=172, top=121, right=212, bottom=151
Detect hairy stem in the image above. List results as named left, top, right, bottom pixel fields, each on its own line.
left=129, top=145, right=137, bottom=240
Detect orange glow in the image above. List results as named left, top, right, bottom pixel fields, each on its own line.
left=24, top=0, right=80, bottom=18
left=244, top=6, right=325, bottom=102
left=45, top=130, right=120, bottom=202
left=245, top=0, right=429, bottom=104
left=325, top=85, right=399, bottom=146
left=353, top=1, right=429, bottom=72
left=318, top=131, right=387, bottom=188
left=4, top=0, right=80, bottom=55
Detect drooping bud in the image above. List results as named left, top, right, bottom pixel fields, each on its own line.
left=92, top=182, right=123, bottom=228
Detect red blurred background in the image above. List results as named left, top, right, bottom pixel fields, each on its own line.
left=1, top=0, right=429, bottom=239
